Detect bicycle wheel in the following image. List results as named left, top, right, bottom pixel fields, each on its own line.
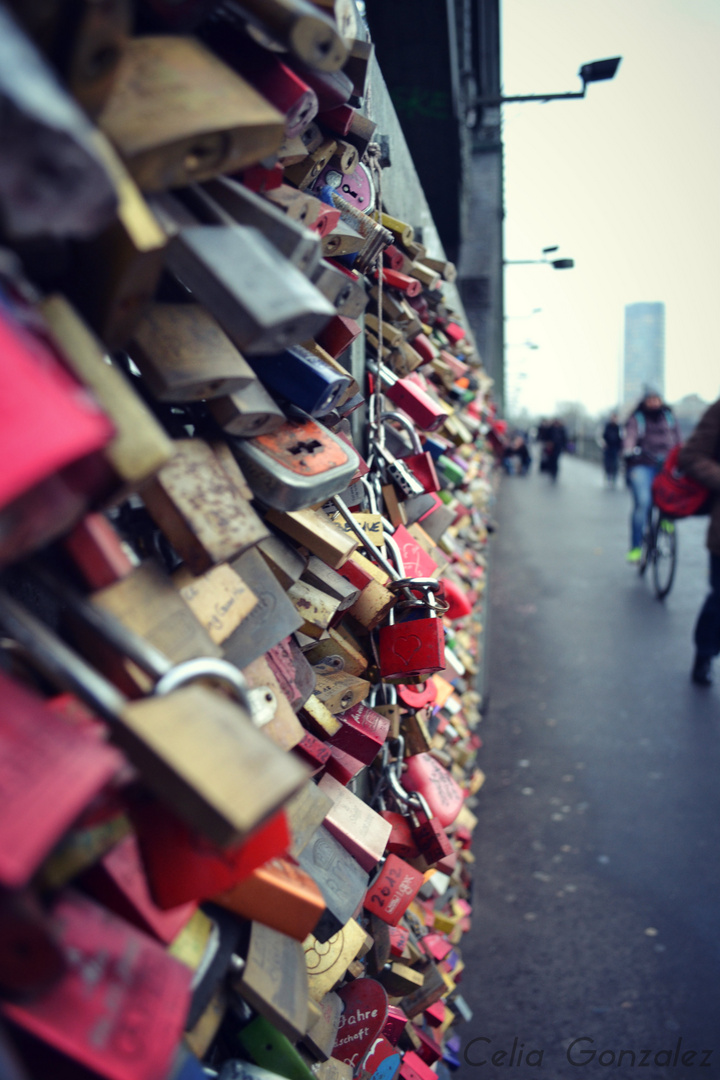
left=638, top=514, right=654, bottom=577
left=652, top=513, right=677, bottom=599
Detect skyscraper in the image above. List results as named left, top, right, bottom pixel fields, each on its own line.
left=622, top=302, right=665, bottom=406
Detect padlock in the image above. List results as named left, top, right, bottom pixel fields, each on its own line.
left=78, top=832, right=197, bottom=944
left=230, top=415, right=359, bottom=512
left=188, top=179, right=321, bottom=277
left=0, top=891, right=192, bottom=1080
left=378, top=579, right=446, bottom=682
left=311, top=259, right=368, bottom=319
left=379, top=811, right=420, bottom=862
left=326, top=701, right=390, bottom=765
left=324, top=744, right=365, bottom=785
left=233, top=920, right=311, bottom=1042
left=162, top=213, right=336, bottom=356
left=372, top=441, right=425, bottom=499
left=214, top=856, right=325, bottom=944
left=363, top=854, right=424, bottom=926
left=406, top=793, right=454, bottom=867
left=295, top=825, right=369, bottom=943
left=9, top=0, right=131, bottom=122
left=130, top=795, right=292, bottom=910
left=369, top=684, right=403, bottom=739
left=0, top=670, right=121, bottom=893
left=367, top=361, right=449, bottom=432
left=312, top=161, right=374, bottom=213
left=199, top=22, right=318, bottom=137
left=0, top=588, right=307, bottom=849
left=40, top=294, right=175, bottom=491
left=241, top=344, right=352, bottom=417
left=210, top=0, right=348, bottom=73
left=401, top=753, right=465, bottom=829
left=97, top=36, right=285, bottom=192
left=317, top=774, right=391, bottom=871
left=397, top=681, right=438, bottom=710
left=127, top=302, right=256, bottom=402
left=381, top=412, right=441, bottom=493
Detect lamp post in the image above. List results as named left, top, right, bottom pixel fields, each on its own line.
left=487, top=58, right=620, bottom=413
left=478, top=56, right=621, bottom=106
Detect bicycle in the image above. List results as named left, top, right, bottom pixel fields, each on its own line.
left=638, top=503, right=677, bottom=599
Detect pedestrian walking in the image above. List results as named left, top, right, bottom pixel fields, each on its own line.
left=601, top=411, right=622, bottom=486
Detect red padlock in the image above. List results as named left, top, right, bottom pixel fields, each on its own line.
left=369, top=361, right=448, bottom=431
left=440, top=576, right=473, bottom=620
left=363, top=853, right=424, bottom=926
left=402, top=753, right=464, bottom=828
left=378, top=580, right=445, bottom=682
left=380, top=810, right=420, bottom=861
left=408, top=793, right=454, bottom=867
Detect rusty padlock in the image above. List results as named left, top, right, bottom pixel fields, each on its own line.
left=378, top=578, right=446, bottom=682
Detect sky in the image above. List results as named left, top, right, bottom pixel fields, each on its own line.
left=501, top=0, right=720, bottom=418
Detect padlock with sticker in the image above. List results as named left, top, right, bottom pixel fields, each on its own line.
left=378, top=579, right=446, bottom=682
left=230, top=414, right=359, bottom=511
left=312, top=161, right=375, bottom=213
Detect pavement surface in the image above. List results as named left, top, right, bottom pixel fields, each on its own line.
left=455, top=455, right=720, bottom=1080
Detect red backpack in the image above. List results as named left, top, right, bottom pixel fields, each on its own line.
left=651, top=445, right=712, bottom=518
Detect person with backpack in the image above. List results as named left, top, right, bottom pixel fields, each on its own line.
left=623, top=389, right=681, bottom=562
left=678, top=398, right=720, bottom=686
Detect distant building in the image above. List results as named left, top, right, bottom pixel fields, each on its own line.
left=622, top=302, right=665, bottom=408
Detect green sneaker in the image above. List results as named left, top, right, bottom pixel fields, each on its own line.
left=626, top=547, right=642, bottom=563
left=660, top=519, right=675, bottom=534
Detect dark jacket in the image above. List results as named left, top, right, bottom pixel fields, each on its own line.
left=602, top=421, right=622, bottom=450
left=623, top=405, right=680, bottom=467
left=678, top=399, right=720, bottom=556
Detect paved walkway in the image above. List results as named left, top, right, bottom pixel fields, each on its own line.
left=456, top=455, right=720, bottom=1080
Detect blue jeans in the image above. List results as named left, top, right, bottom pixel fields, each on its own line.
left=695, top=554, right=720, bottom=658
left=628, top=465, right=658, bottom=549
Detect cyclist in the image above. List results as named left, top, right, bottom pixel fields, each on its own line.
left=678, top=398, right=720, bottom=686
left=623, top=389, right=681, bottom=563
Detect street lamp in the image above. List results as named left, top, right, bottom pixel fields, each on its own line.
left=505, top=247, right=575, bottom=270
left=478, top=56, right=621, bottom=106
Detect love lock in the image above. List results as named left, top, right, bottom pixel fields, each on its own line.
left=378, top=578, right=446, bottom=682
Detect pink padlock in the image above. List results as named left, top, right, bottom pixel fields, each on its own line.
left=312, top=161, right=375, bottom=213
left=401, top=753, right=464, bottom=828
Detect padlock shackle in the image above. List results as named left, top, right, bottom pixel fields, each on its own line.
left=26, top=561, right=254, bottom=715
left=383, top=532, right=405, bottom=580
left=0, top=589, right=125, bottom=724
left=155, top=658, right=252, bottom=713
left=379, top=411, right=422, bottom=454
